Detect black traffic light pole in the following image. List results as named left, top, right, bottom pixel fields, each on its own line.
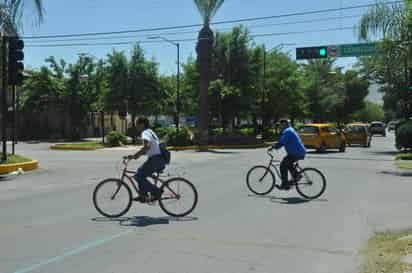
left=12, top=84, right=16, bottom=155
left=1, top=36, right=7, bottom=162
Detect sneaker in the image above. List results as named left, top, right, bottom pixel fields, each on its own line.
left=133, top=195, right=149, bottom=203
left=149, top=190, right=163, bottom=202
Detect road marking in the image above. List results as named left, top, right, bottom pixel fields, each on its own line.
left=12, top=230, right=133, bottom=273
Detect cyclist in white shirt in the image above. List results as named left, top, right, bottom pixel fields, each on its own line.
left=126, top=117, right=165, bottom=202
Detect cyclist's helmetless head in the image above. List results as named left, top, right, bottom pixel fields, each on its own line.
left=136, top=117, right=150, bottom=132
left=279, top=119, right=290, bottom=130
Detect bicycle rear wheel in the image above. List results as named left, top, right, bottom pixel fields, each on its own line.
left=295, top=168, right=326, bottom=199
left=159, top=178, right=198, bottom=217
left=93, top=178, right=133, bottom=218
left=246, top=165, right=276, bottom=195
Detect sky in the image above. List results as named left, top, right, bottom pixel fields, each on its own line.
left=21, top=0, right=379, bottom=75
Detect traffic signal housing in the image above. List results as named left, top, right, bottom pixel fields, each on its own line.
left=296, top=46, right=328, bottom=60
left=8, top=37, right=24, bottom=85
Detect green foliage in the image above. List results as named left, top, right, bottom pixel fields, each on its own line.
left=352, top=101, right=385, bottom=122
left=154, top=127, right=176, bottom=140
left=239, top=128, right=255, bottom=135
left=396, top=120, right=412, bottom=150
left=396, top=153, right=412, bottom=160
left=193, top=0, right=225, bottom=25
left=165, top=128, right=193, bottom=146
left=106, top=131, right=127, bottom=147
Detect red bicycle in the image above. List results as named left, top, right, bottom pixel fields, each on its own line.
left=93, top=158, right=198, bottom=218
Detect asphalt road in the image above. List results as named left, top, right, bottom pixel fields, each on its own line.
left=1, top=132, right=410, bottom=273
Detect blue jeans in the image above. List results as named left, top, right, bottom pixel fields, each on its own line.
left=135, top=155, right=165, bottom=196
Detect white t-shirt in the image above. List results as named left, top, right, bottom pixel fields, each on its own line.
left=141, top=129, right=161, bottom=157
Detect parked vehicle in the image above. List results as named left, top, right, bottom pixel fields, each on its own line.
left=344, top=123, right=371, bottom=147
left=369, top=121, right=386, bottom=136
left=299, top=123, right=346, bottom=153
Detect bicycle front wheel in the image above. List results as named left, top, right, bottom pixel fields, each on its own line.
left=159, top=178, right=198, bottom=217
left=295, top=168, right=326, bottom=199
left=93, top=178, right=133, bottom=218
left=246, top=165, right=276, bottom=195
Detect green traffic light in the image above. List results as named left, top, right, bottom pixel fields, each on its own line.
left=319, top=48, right=327, bottom=57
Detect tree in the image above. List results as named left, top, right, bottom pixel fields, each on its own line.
left=358, top=1, right=412, bottom=118
left=352, top=101, right=385, bottom=122
left=193, top=0, right=225, bottom=147
left=0, top=0, right=44, bottom=35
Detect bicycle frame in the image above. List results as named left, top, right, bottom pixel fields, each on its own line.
left=120, top=159, right=180, bottom=201
left=264, top=151, right=305, bottom=185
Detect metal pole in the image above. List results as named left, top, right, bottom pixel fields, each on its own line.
left=12, top=84, right=15, bottom=155
left=176, top=43, right=180, bottom=134
left=15, top=85, right=19, bottom=144
left=262, top=47, right=266, bottom=133
left=2, top=36, right=7, bottom=162
left=100, top=111, right=105, bottom=144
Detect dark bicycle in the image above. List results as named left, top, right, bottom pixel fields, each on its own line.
left=246, top=150, right=326, bottom=199
left=93, top=158, right=198, bottom=218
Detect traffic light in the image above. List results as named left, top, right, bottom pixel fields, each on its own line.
left=8, top=37, right=24, bottom=85
left=296, top=46, right=328, bottom=60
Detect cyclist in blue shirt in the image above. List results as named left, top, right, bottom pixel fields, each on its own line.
left=269, top=119, right=306, bottom=190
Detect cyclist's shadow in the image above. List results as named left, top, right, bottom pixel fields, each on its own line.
left=248, top=194, right=328, bottom=205
left=92, top=216, right=198, bottom=227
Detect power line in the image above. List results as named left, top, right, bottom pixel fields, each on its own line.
left=25, top=14, right=362, bottom=44
left=22, top=1, right=401, bottom=40
left=25, top=26, right=356, bottom=48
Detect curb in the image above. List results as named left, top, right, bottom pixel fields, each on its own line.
left=381, top=170, right=412, bottom=177
left=50, top=145, right=101, bottom=151
left=0, top=160, right=38, bottom=175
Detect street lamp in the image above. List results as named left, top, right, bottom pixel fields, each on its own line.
left=148, top=36, right=181, bottom=133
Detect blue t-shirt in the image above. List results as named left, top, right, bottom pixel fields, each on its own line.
left=273, top=127, right=306, bottom=158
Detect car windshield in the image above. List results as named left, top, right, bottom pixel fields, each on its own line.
left=347, top=126, right=364, bottom=133
left=300, top=126, right=319, bottom=134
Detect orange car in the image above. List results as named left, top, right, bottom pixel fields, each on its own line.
left=344, top=123, right=372, bottom=147
left=299, top=123, right=346, bottom=153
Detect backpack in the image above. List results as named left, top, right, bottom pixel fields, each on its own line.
left=159, top=143, right=171, bottom=165
left=149, top=130, right=171, bottom=165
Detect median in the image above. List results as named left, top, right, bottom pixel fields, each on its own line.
left=395, top=153, right=412, bottom=170
left=359, top=231, right=412, bottom=273
left=50, top=141, right=105, bottom=151
left=0, top=154, right=38, bottom=175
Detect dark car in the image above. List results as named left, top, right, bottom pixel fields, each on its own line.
left=369, top=121, right=386, bottom=137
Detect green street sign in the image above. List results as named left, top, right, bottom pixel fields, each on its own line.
left=337, top=43, right=377, bottom=58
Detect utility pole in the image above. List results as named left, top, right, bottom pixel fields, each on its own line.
left=2, top=36, right=7, bottom=162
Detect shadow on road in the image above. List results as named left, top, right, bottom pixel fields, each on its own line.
left=196, top=149, right=239, bottom=154
left=247, top=194, right=328, bottom=205
left=307, top=151, right=340, bottom=155
left=91, top=216, right=198, bottom=227
left=366, top=150, right=398, bottom=156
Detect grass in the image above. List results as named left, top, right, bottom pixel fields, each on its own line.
left=359, top=232, right=412, bottom=273
left=395, top=153, right=412, bottom=170
left=52, top=141, right=105, bottom=150
left=0, top=154, right=33, bottom=164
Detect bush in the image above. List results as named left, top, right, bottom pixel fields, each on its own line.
left=396, top=120, right=412, bottom=150
left=165, top=127, right=193, bottom=146
left=154, top=127, right=176, bottom=140
left=239, top=127, right=255, bottom=136
left=106, top=131, right=127, bottom=147
left=263, top=129, right=278, bottom=140
left=211, top=128, right=224, bottom=136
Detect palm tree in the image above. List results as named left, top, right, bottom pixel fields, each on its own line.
left=193, top=0, right=224, bottom=149
left=358, top=1, right=407, bottom=41
left=0, top=0, right=44, bottom=35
